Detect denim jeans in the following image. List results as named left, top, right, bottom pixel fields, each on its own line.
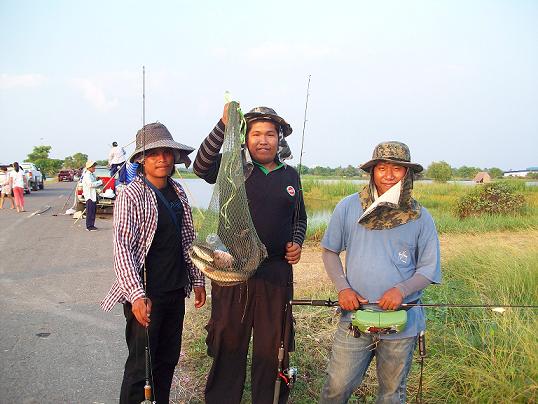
left=320, top=321, right=417, bottom=404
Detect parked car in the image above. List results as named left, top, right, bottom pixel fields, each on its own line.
left=75, top=166, right=117, bottom=210
left=58, top=169, right=75, bottom=182
left=20, top=162, right=44, bottom=191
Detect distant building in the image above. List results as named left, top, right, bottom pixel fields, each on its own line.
left=473, top=172, right=491, bottom=183
left=503, top=168, right=538, bottom=177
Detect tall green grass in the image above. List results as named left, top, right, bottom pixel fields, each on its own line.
left=415, top=236, right=538, bottom=403
left=175, top=233, right=538, bottom=403
left=302, top=180, right=538, bottom=238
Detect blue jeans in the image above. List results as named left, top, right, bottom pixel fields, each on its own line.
left=320, top=321, right=417, bottom=404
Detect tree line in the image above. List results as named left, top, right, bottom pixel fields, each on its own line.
left=22, top=145, right=507, bottom=181
left=21, top=145, right=108, bottom=176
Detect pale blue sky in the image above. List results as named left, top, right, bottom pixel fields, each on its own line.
left=1, top=0, right=537, bottom=171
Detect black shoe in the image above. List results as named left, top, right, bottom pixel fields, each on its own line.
left=86, top=226, right=98, bottom=231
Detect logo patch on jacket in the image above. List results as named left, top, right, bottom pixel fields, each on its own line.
left=286, top=185, right=296, bottom=197
left=398, top=250, right=409, bottom=264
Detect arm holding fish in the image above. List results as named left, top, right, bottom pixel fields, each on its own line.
left=192, top=107, right=227, bottom=183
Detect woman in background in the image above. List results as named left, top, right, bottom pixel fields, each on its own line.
left=0, top=167, right=15, bottom=209
left=10, top=162, right=26, bottom=213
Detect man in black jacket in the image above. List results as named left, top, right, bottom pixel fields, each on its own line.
left=194, top=104, right=307, bottom=404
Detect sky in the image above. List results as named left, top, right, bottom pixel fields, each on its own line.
left=1, top=0, right=537, bottom=171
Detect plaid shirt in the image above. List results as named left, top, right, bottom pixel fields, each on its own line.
left=101, top=175, right=204, bottom=311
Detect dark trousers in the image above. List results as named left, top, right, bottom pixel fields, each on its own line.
left=85, top=199, right=96, bottom=229
left=205, top=277, right=294, bottom=404
left=120, top=291, right=185, bottom=404
left=111, top=163, right=127, bottom=184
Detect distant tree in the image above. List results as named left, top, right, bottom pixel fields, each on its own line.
left=95, top=159, right=108, bottom=166
left=343, top=165, right=359, bottom=177
left=26, top=145, right=52, bottom=162
left=427, top=161, right=453, bottom=182
left=311, top=166, right=334, bottom=176
left=25, top=145, right=63, bottom=176
left=488, top=167, right=504, bottom=179
left=296, top=164, right=309, bottom=175
left=455, top=166, right=481, bottom=179
left=334, top=166, right=344, bottom=177
left=63, top=152, right=88, bottom=169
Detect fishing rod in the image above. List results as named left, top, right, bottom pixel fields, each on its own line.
left=140, top=65, right=155, bottom=404
left=273, top=75, right=312, bottom=404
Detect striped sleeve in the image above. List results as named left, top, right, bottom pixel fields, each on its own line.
left=193, top=120, right=225, bottom=184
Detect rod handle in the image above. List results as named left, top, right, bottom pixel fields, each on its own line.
left=418, top=331, right=426, bottom=358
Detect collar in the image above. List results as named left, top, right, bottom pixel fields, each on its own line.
left=253, top=160, right=285, bottom=175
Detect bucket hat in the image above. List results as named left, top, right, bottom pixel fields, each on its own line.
left=129, top=122, right=195, bottom=167
left=244, top=106, right=292, bottom=137
left=85, top=160, right=97, bottom=169
left=360, top=141, right=423, bottom=173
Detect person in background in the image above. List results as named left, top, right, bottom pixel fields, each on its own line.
left=108, top=141, right=127, bottom=184
left=9, top=162, right=26, bottom=213
left=82, top=160, right=102, bottom=231
left=0, top=167, right=15, bottom=210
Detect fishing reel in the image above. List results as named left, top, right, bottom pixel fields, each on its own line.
left=278, top=367, right=298, bottom=388
left=350, top=309, right=408, bottom=335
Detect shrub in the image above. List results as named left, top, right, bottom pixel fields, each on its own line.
left=426, top=161, right=453, bottom=182
left=455, top=182, right=526, bottom=219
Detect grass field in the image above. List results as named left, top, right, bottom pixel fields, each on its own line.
left=303, top=180, right=538, bottom=240
left=171, top=181, right=538, bottom=403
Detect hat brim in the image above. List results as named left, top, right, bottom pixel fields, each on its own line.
left=360, top=159, right=423, bottom=173
left=129, top=140, right=195, bottom=167
left=244, top=112, right=293, bottom=137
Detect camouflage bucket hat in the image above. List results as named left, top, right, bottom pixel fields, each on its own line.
left=244, top=106, right=293, bottom=137
left=360, top=141, right=423, bottom=173
left=129, top=122, right=195, bottom=167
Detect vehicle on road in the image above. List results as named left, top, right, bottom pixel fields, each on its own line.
left=58, top=169, right=75, bottom=182
left=20, top=162, right=44, bottom=191
left=75, top=166, right=117, bottom=211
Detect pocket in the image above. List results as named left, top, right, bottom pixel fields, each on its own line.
left=392, top=244, right=417, bottom=280
left=393, top=243, right=417, bottom=267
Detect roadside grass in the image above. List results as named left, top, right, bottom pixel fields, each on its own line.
left=302, top=180, right=538, bottom=240
left=173, top=231, right=538, bottom=403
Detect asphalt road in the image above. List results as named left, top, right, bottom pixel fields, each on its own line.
left=0, top=181, right=126, bottom=403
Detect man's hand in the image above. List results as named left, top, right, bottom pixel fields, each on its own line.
left=194, top=287, right=206, bottom=309
left=285, top=242, right=302, bottom=265
left=338, top=288, right=368, bottom=311
left=378, top=287, right=404, bottom=311
left=132, top=297, right=152, bottom=327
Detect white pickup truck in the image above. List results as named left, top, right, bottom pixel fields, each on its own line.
left=20, top=162, right=44, bottom=191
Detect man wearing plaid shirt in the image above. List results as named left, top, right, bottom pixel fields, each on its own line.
left=101, top=122, right=206, bottom=404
